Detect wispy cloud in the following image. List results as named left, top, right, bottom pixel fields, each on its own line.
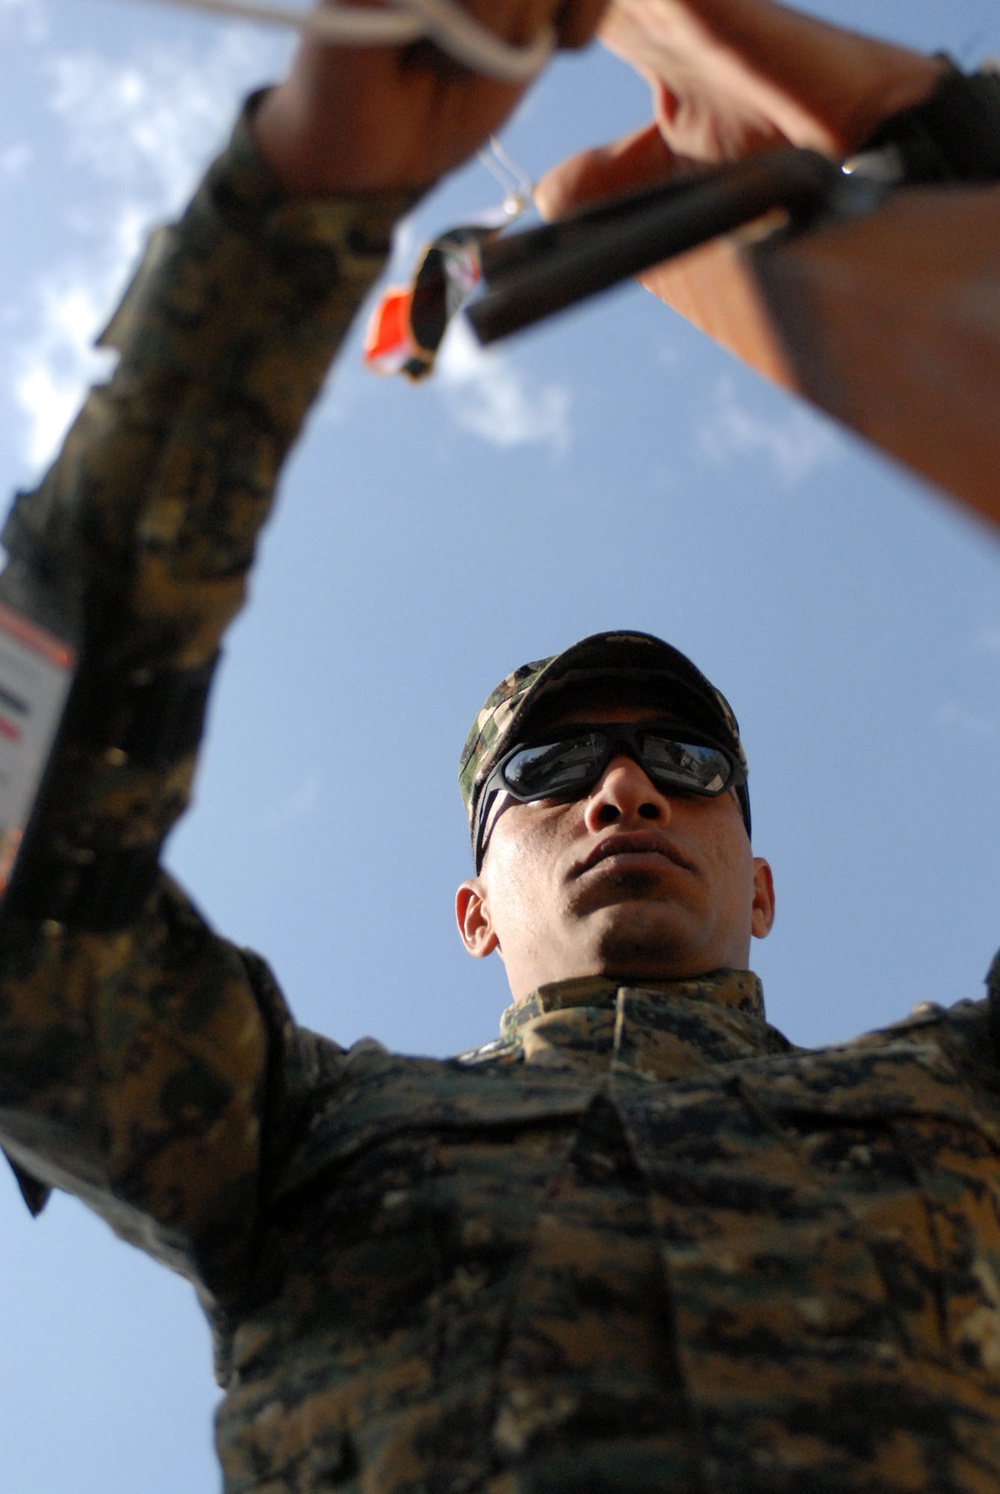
left=939, top=700, right=997, bottom=738
left=6, top=20, right=568, bottom=466
left=652, top=338, right=681, bottom=369
left=697, top=374, right=838, bottom=485
left=13, top=278, right=117, bottom=469
left=42, top=31, right=278, bottom=207
left=263, top=772, right=322, bottom=831
left=436, top=317, right=572, bottom=455
left=5, top=26, right=283, bottom=467
left=0, top=143, right=32, bottom=180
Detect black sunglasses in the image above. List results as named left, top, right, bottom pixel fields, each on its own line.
left=474, top=722, right=748, bottom=870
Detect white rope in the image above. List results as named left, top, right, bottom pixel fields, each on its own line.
left=111, top=0, right=555, bottom=81
left=477, top=136, right=534, bottom=217
left=397, top=0, right=553, bottom=81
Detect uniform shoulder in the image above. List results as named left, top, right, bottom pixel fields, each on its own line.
left=849, top=993, right=1000, bottom=1096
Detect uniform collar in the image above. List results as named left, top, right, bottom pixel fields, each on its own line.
left=501, top=968, right=765, bottom=1044
left=487, top=969, right=792, bottom=1079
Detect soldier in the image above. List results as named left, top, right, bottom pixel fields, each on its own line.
left=1, top=0, right=999, bottom=1490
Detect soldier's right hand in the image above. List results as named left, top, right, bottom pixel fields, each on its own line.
left=534, top=0, right=944, bottom=217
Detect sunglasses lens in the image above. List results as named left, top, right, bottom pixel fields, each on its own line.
left=502, top=733, right=605, bottom=799
left=502, top=729, right=734, bottom=804
left=478, top=726, right=741, bottom=867
left=639, top=733, right=732, bottom=795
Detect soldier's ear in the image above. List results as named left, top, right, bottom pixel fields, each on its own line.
left=751, top=857, right=775, bottom=939
left=455, top=879, right=500, bottom=959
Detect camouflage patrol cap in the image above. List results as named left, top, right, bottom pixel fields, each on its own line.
left=459, top=630, right=751, bottom=851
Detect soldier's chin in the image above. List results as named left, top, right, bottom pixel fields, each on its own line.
left=581, top=905, right=703, bottom=982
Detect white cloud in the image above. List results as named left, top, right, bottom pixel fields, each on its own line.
left=0, top=143, right=32, bottom=180
left=13, top=276, right=117, bottom=469
left=12, top=206, right=154, bottom=469
left=42, top=30, right=279, bottom=207
left=5, top=18, right=566, bottom=465
left=263, top=772, right=322, bottom=831
left=314, top=204, right=574, bottom=454
left=436, top=316, right=572, bottom=455
left=652, top=338, right=681, bottom=369
left=938, top=701, right=997, bottom=738
left=6, top=26, right=285, bottom=467
left=697, top=374, right=838, bottom=486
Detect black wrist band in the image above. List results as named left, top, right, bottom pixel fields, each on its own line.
left=855, top=58, right=1000, bottom=185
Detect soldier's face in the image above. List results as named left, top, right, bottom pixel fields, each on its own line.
left=455, top=688, right=774, bottom=1002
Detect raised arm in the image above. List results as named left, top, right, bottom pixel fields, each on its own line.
left=0, top=0, right=604, bottom=1306
left=536, top=1, right=1000, bottom=529
left=536, top=0, right=942, bottom=210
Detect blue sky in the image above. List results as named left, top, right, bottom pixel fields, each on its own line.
left=1, top=0, right=999, bottom=1488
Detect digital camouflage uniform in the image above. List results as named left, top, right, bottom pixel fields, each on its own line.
left=2, top=101, right=1000, bottom=1494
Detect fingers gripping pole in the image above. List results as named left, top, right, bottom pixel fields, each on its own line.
left=107, top=0, right=555, bottom=82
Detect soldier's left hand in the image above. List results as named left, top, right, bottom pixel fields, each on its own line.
left=255, top=0, right=607, bottom=196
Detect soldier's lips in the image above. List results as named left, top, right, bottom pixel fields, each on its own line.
left=573, top=833, right=695, bottom=878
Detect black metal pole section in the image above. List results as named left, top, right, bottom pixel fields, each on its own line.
left=467, top=147, right=841, bottom=346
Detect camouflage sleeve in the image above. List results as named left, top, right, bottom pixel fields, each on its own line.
left=0, top=96, right=417, bottom=1305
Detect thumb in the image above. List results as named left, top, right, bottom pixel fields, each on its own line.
left=534, top=120, right=676, bottom=219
